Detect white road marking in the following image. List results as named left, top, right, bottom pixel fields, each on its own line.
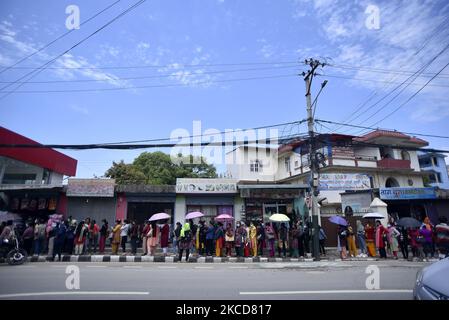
left=0, top=291, right=150, bottom=298
left=229, top=266, right=249, bottom=269
left=86, top=265, right=107, bottom=268
left=240, top=289, right=413, bottom=295
left=123, top=266, right=142, bottom=269
left=194, top=266, right=214, bottom=269
left=157, top=266, right=177, bottom=269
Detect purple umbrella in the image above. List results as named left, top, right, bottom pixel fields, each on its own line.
left=185, top=211, right=204, bottom=220
left=149, top=212, right=170, bottom=222
left=215, top=214, right=234, bottom=221
left=329, top=215, right=348, bottom=226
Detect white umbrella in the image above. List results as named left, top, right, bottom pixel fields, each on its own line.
left=269, top=213, right=290, bottom=222
left=362, top=212, right=385, bottom=219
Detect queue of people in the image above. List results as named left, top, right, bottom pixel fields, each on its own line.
left=3, top=213, right=448, bottom=262
left=336, top=216, right=449, bottom=261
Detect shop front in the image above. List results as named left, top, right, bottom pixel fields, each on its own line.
left=175, top=178, right=241, bottom=225
left=379, top=187, right=442, bottom=223
left=0, top=186, right=66, bottom=229
left=117, top=185, right=176, bottom=225
left=66, top=179, right=116, bottom=224
left=238, top=184, right=308, bottom=224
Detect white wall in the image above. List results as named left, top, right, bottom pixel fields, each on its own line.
left=354, top=147, right=380, bottom=160
left=226, top=147, right=277, bottom=181
left=174, top=195, right=186, bottom=224
left=0, top=157, right=44, bottom=184
left=375, top=173, right=424, bottom=188
left=408, top=151, right=421, bottom=172
left=234, top=196, right=245, bottom=222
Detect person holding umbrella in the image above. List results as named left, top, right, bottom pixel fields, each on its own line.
left=337, top=225, right=348, bottom=259
left=147, top=222, right=159, bottom=256
left=398, top=226, right=410, bottom=260
left=214, top=222, right=225, bottom=257
left=178, top=222, right=192, bottom=262
left=356, top=221, right=367, bottom=257
left=160, top=220, right=170, bottom=256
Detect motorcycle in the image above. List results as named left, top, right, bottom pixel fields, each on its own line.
left=0, top=230, right=28, bottom=265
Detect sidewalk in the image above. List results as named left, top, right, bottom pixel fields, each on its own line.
left=23, top=247, right=439, bottom=263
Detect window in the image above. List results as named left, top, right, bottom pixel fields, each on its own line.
left=429, top=173, right=441, bottom=184
left=2, top=173, right=37, bottom=185
left=284, top=157, right=291, bottom=173
left=380, top=147, right=394, bottom=159
left=42, top=169, right=50, bottom=184
left=419, top=158, right=432, bottom=167
left=294, top=160, right=299, bottom=168
left=385, top=177, right=400, bottom=188
left=432, top=157, right=438, bottom=166
left=250, top=160, right=263, bottom=173
left=401, top=151, right=410, bottom=161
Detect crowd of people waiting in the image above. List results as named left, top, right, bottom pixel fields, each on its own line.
left=336, top=216, right=449, bottom=261
left=1, top=214, right=448, bottom=262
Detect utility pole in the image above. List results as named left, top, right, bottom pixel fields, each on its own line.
left=302, top=58, right=325, bottom=261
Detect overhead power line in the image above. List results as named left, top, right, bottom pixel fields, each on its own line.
left=0, top=73, right=298, bottom=94
left=0, top=133, right=311, bottom=150
left=0, top=64, right=300, bottom=84
left=314, top=119, right=449, bottom=139
left=367, top=59, right=449, bottom=129
left=0, top=0, right=122, bottom=75
left=98, top=119, right=308, bottom=145
left=329, top=16, right=449, bottom=133
left=0, top=0, right=147, bottom=100
left=0, top=60, right=301, bottom=70
left=320, top=73, right=449, bottom=88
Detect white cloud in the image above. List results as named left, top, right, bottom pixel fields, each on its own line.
left=70, top=105, right=89, bottom=115
left=137, top=41, right=150, bottom=50
left=291, top=0, right=449, bottom=124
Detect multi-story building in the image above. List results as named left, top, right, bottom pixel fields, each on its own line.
left=418, top=152, right=449, bottom=189
left=0, top=126, right=77, bottom=222
left=226, top=130, right=449, bottom=225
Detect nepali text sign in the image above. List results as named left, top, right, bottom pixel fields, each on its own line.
left=319, top=174, right=371, bottom=190
left=380, top=187, right=437, bottom=200
left=176, top=178, right=238, bottom=193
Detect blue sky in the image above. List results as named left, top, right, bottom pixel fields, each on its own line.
left=1, top=0, right=448, bottom=178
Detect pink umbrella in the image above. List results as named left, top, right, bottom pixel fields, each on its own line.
left=215, top=214, right=234, bottom=221
left=185, top=211, right=204, bottom=220
left=149, top=212, right=170, bottom=221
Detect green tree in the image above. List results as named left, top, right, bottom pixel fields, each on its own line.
left=105, top=160, right=147, bottom=185
left=105, top=152, right=217, bottom=185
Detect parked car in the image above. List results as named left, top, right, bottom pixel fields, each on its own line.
left=414, top=257, right=449, bottom=300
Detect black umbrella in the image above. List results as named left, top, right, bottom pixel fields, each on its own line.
left=396, top=217, right=421, bottom=229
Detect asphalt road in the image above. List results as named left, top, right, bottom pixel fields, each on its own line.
left=0, top=260, right=428, bottom=300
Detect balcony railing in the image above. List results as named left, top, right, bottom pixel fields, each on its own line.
left=377, top=158, right=411, bottom=169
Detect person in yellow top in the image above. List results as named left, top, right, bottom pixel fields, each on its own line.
left=249, top=222, right=258, bottom=257
left=347, top=224, right=358, bottom=258
left=111, top=220, right=122, bottom=255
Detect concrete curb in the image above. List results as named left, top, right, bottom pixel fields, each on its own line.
left=25, top=255, right=439, bottom=263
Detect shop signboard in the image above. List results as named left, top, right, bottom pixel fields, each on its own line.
left=176, top=179, right=238, bottom=194
left=341, top=192, right=372, bottom=214
left=319, top=174, right=371, bottom=190
left=380, top=187, right=437, bottom=200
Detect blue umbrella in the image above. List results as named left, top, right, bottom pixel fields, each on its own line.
left=329, top=215, right=348, bottom=226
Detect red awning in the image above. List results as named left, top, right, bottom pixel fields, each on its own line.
left=0, top=127, right=77, bottom=176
